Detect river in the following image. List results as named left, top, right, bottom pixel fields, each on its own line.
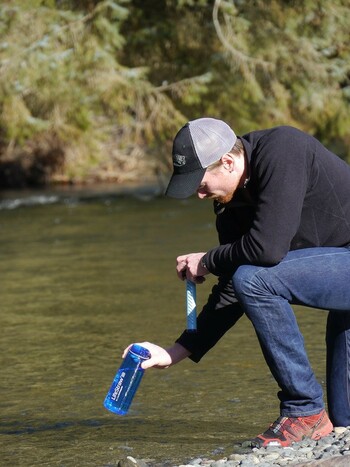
left=0, top=186, right=328, bottom=466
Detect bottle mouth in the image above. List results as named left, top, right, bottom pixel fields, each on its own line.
left=130, top=344, right=151, bottom=360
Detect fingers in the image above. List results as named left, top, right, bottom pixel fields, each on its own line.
left=141, top=357, right=168, bottom=370
left=122, top=344, right=132, bottom=358
left=122, top=342, right=172, bottom=370
left=176, top=253, right=209, bottom=282
left=176, top=254, right=188, bottom=280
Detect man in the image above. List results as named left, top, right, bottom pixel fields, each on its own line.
left=125, top=117, right=350, bottom=447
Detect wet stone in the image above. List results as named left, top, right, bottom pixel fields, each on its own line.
left=189, top=459, right=203, bottom=465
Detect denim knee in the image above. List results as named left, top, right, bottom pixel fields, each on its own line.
left=232, top=264, right=267, bottom=300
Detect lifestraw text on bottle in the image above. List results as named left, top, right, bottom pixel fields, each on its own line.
left=110, top=371, right=126, bottom=401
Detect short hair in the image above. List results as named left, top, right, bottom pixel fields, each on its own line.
left=207, top=138, right=244, bottom=171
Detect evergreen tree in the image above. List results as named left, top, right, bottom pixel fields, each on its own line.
left=1, top=0, right=349, bottom=187
left=122, top=0, right=350, bottom=158
left=210, top=0, right=350, bottom=156
left=0, top=1, right=190, bottom=186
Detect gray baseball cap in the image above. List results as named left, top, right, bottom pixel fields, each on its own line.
left=165, top=117, right=237, bottom=198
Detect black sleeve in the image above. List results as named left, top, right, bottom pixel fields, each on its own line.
left=204, top=127, right=310, bottom=276
left=175, top=276, right=244, bottom=362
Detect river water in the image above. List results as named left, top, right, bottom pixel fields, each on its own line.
left=0, top=186, right=328, bottom=466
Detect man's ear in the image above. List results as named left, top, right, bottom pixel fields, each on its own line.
left=221, top=153, right=235, bottom=172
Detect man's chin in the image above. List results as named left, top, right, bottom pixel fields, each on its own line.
left=216, top=194, right=234, bottom=204
left=204, top=192, right=234, bottom=203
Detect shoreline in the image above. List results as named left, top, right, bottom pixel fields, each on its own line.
left=0, top=181, right=162, bottom=210
left=118, top=427, right=350, bottom=467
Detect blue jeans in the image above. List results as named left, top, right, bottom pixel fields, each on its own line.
left=232, top=247, right=350, bottom=426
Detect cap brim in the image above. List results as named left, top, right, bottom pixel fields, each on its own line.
left=165, top=168, right=206, bottom=199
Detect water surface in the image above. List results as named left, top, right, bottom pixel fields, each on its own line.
left=0, top=191, right=328, bottom=466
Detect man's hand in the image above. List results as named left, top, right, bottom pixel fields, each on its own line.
left=122, top=342, right=191, bottom=369
left=176, top=252, right=209, bottom=283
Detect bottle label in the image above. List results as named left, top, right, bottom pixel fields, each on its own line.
left=111, top=371, right=126, bottom=401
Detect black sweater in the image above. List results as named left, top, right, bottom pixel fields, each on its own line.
left=176, top=126, right=350, bottom=362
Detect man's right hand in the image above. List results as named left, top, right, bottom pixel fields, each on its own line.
left=122, top=342, right=191, bottom=369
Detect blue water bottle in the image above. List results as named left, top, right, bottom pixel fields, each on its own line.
left=103, top=344, right=151, bottom=415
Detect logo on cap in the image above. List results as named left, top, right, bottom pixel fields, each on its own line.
left=173, top=154, right=186, bottom=167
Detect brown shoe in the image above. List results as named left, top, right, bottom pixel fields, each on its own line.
left=251, top=409, right=333, bottom=448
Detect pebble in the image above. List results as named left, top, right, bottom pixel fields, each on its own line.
left=117, top=427, right=350, bottom=467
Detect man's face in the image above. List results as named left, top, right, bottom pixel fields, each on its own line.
left=196, top=163, right=240, bottom=204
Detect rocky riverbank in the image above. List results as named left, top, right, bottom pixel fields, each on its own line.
left=117, top=427, right=350, bottom=467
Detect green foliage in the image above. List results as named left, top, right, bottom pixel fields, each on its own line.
left=0, top=0, right=349, bottom=187
left=210, top=0, right=350, bottom=154
left=219, top=0, right=350, bottom=155
left=0, top=0, right=187, bottom=185
left=122, top=0, right=350, bottom=159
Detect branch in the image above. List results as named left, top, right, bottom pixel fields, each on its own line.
left=212, top=0, right=272, bottom=73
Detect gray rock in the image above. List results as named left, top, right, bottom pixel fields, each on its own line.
left=189, top=459, right=203, bottom=465
left=160, top=427, right=350, bottom=467
left=118, top=457, right=148, bottom=467
left=209, top=460, right=227, bottom=467
left=295, top=455, right=350, bottom=466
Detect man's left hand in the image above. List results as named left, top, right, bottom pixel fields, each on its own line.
left=176, top=252, right=209, bottom=283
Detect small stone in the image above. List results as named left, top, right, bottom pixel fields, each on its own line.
left=265, top=445, right=284, bottom=452
left=334, top=427, right=347, bottom=434
left=239, top=460, right=257, bottom=467
left=239, top=440, right=253, bottom=449
left=277, top=461, right=293, bottom=466
left=135, top=460, right=149, bottom=467
left=280, top=447, right=297, bottom=458
left=228, top=454, right=246, bottom=461
left=252, top=447, right=268, bottom=455
left=210, top=461, right=227, bottom=467
left=118, top=457, right=137, bottom=467
left=318, top=436, right=334, bottom=445
left=298, top=438, right=317, bottom=448
left=264, top=452, right=281, bottom=461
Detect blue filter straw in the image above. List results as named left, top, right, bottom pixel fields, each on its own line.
left=186, top=279, right=197, bottom=332
left=104, top=344, right=151, bottom=415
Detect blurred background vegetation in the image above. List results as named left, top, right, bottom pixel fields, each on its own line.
left=0, top=0, right=349, bottom=188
